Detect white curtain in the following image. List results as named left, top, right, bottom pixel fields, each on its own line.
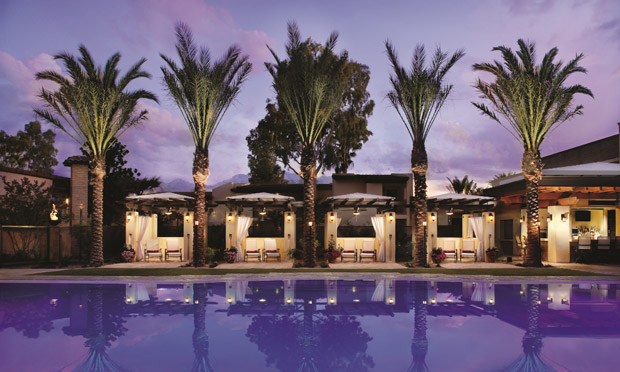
left=235, top=281, right=249, bottom=302
left=371, top=280, right=386, bottom=302
left=469, top=216, right=485, bottom=261
left=135, top=215, right=151, bottom=261
left=371, top=216, right=386, bottom=261
left=471, top=282, right=484, bottom=302
left=236, top=216, right=253, bottom=262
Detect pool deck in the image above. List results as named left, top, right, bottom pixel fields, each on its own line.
left=0, top=260, right=618, bottom=283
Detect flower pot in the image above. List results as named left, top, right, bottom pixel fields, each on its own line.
left=224, top=251, right=237, bottom=263
left=486, top=253, right=497, bottom=263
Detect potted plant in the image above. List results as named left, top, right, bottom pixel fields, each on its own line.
left=324, top=239, right=341, bottom=263
left=121, top=244, right=135, bottom=262
left=431, top=247, right=446, bottom=267
left=224, top=247, right=237, bottom=263
left=486, top=246, right=499, bottom=263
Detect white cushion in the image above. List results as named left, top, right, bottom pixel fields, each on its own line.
left=443, top=240, right=456, bottom=252
left=166, top=239, right=179, bottom=251
left=343, top=240, right=356, bottom=252
left=246, top=239, right=258, bottom=252
left=145, top=239, right=160, bottom=253
left=362, top=239, right=375, bottom=253
left=264, top=239, right=277, bottom=252
left=462, top=240, right=475, bottom=254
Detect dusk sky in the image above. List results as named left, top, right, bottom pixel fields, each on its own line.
left=1, top=0, right=619, bottom=195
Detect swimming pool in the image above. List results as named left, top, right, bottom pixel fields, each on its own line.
left=0, top=279, right=618, bottom=372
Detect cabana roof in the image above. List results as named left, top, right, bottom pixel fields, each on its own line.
left=325, top=193, right=394, bottom=207
left=226, top=192, right=297, bottom=208
left=127, top=192, right=194, bottom=201
left=427, top=193, right=495, bottom=210
left=125, top=192, right=194, bottom=208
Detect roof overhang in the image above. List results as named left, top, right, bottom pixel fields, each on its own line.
left=427, top=193, right=495, bottom=211
left=324, top=193, right=395, bottom=208
left=225, top=192, right=297, bottom=209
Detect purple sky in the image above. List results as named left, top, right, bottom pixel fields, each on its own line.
left=1, top=0, right=619, bottom=194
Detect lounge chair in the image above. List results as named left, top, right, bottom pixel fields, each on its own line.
left=144, top=239, right=162, bottom=262
left=244, top=239, right=261, bottom=262
left=341, top=240, right=357, bottom=262
left=597, top=237, right=610, bottom=250
left=578, top=237, right=591, bottom=250
left=165, top=238, right=182, bottom=261
left=263, top=238, right=280, bottom=261
left=443, top=239, right=457, bottom=262
left=461, top=239, right=477, bottom=262
left=359, top=239, right=376, bottom=262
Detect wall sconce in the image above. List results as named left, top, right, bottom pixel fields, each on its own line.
left=547, top=215, right=552, bottom=222
left=287, top=212, right=292, bottom=222
left=308, top=221, right=313, bottom=227
left=561, top=213, right=568, bottom=222
left=519, top=217, right=524, bottom=223
left=50, top=204, right=59, bottom=222
left=259, top=207, right=267, bottom=215
left=185, top=212, right=190, bottom=222
left=126, top=213, right=132, bottom=222
left=430, top=213, right=436, bottom=222
left=227, top=212, right=233, bottom=222
left=388, top=213, right=394, bottom=222
left=422, top=221, right=427, bottom=227
left=353, top=206, right=360, bottom=216
left=488, top=213, right=494, bottom=222
left=547, top=297, right=553, bottom=303
left=65, top=198, right=70, bottom=205
left=561, top=298, right=569, bottom=304
left=330, top=212, right=335, bottom=222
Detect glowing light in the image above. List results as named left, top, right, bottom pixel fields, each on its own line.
left=353, top=206, right=360, bottom=216
left=388, top=213, right=394, bottom=222
left=259, top=298, right=266, bottom=303
left=286, top=298, right=293, bottom=304
left=259, top=207, right=267, bottom=215
left=430, top=299, right=436, bottom=304
left=488, top=213, right=494, bottom=222
left=185, top=213, right=190, bottom=222
left=194, top=300, right=199, bottom=304
left=446, top=208, right=454, bottom=216
left=353, top=299, right=360, bottom=302
left=330, top=212, right=335, bottom=222
left=287, top=213, right=292, bottom=222
left=430, top=213, right=436, bottom=222
left=227, top=213, right=233, bottom=222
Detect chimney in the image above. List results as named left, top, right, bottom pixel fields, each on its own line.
left=63, top=156, right=89, bottom=225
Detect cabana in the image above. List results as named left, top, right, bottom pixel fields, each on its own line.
left=324, top=193, right=396, bottom=262
left=225, top=192, right=298, bottom=262
left=125, top=192, right=195, bottom=262
left=426, top=193, right=496, bottom=263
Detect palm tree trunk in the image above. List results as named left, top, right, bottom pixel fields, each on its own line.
left=411, top=144, right=428, bottom=267
left=192, top=283, right=212, bottom=372
left=301, top=146, right=317, bottom=267
left=193, top=149, right=209, bottom=267
left=90, top=158, right=105, bottom=267
left=522, top=150, right=543, bottom=267
left=409, top=281, right=429, bottom=372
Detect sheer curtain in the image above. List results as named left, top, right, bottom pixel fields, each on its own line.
left=469, top=217, right=485, bottom=261
left=136, top=215, right=151, bottom=261
left=371, top=216, right=386, bottom=261
left=236, top=216, right=253, bottom=262
left=371, top=280, right=386, bottom=302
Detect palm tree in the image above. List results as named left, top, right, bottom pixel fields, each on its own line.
left=472, top=39, right=592, bottom=267
left=192, top=283, right=215, bottom=372
left=386, top=42, right=464, bottom=267
left=161, top=23, right=251, bottom=267
left=266, top=22, right=347, bottom=267
left=408, top=281, right=429, bottom=372
left=35, top=46, right=157, bottom=267
left=446, top=175, right=481, bottom=195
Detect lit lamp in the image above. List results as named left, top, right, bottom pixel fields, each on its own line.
left=65, top=198, right=70, bottom=206
left=488, top=213, right=494, bottom=222
left=353, top=206, right=360, bottom=216
left=446, top=208, right=454, bottom=216
left=519, top=217, right=524, bottom=223
left=388, top=213, right=394, bottom=222
left=422, top=220, right=427, bottom=227
left=561, top=213, right=568, bottom=222
left=547, top=215, right=552, bottom=222
left=430, top=213, right=436, bottom=222
left=259, top=207, right=267, bottom=215
left=227, top=212, right=233, bottom=222
left=329, top=212, right=335, bottom=222
left=185, top=212, right=190, bottom=222
left=49, top=204, right=60, bottom=225
left=286, top=212, right=292, bottom=222
left=308, top=221, right=313, bottom=227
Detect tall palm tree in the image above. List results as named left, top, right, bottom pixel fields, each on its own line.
left=472, top=39, right=592, bottom=267
left=161, top=23, right=251, bottom=267
left=192, top=283, right=215, bottom=372
left=408, top=281, right=429, bottom=372
left=266, top=22, right=347, bottom=267
left=446, top=175, right=481, bottom=195
left=35, top=46, right=157, bottom=267
left=386, top=42, right=464, bottom=267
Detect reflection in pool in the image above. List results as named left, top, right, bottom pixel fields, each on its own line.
left=0, top=279, right=618, bottom=372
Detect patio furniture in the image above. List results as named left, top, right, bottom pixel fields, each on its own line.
left=597, top=237, right=610, bottom=250
left=578, top=237, right=591, bottom=250
left=515, top=235, right=526, bottom=257
left=461, top=239, right=477, bottom=262
left=144, top=239, right=162, bottom=262
left=165, top=238, right=182, bottom=261
left=263, top=238, right=280, bottom=261
left=359, top=239, right=376, bottom=262
left=341, top=240, right=357, bottom=262
left=443, top=239, right=457, bottom=262
left=244, top=239, right=261, bottom=262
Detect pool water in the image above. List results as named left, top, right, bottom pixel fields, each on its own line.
left=0, top=279, right=618, bottom=372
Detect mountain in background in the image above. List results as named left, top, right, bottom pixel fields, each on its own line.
left=157, top=171, right=332, bottom=192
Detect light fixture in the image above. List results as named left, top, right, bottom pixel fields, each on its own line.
left=430, top=213, right=436, bottom=222
left=519, top=217, right=524, bottom=223
left=185, top=212, right=190, bottom=222
left=561, top=298, right=569, bottom=304
left=422, top=220, right=427, bottom=227
left=330, top=212, right=335, bottom=222
left=286, top=298, right=293, bottom=304
left=308, top=221, right=313, bottom=227
left=50, top=204, right=59, bottom=221
left=287, top=213, right=292, bottom=222
left=329, top=298, right=335, bottom=304
left=561, top=213, right=568, bottom=222
left=547, top=297, right=553, bottom=303
left=165, top=207, right=172, bottom=215
left=194, top=220, right=199, bottom=226
left=259, top=298, right=266, bottom=303
left=353, top=299, right=360, bottom=303
left=227, top=212, right=233, bottom=222
left=388, top=298, right=394, bottom=304
left=430, top=299, right=436, bottom=304
left=489, top=299, right=495, bottom=304
left=547, top=215, right=552, bottom=222
left=126, top=213, right=132, bottom=222
left=65, top=198, right=70, bottom=205
left=488, top=213, right=494, bottom=222
left=446, top=208, right=454, bottom=216
left=388, top=213, right=394, bottom=222
left=259, top=207, right=267, bottom=215
left=226, top=297, right=233, bottom=303
left=353, top=206, right=360, bottom=216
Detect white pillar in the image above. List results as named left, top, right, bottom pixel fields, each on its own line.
left=427, top=212, right=438, bottom=264
left=125, top=211, right=139, bottom=249
left=324, top=211, right=338, bottom=250
left=225, top=210, right=237, bottom=251
left=183, top=210, right=194, bottom=262
left=482, top=212, right=496, bottom=251
left=547, top=205, right=571, bottom=263
left=284, top=211, right=296, bottom=259
left=385, top=212, right=396, bottom=262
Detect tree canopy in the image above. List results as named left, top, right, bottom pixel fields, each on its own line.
left=248, top=40, right=373, bottom=181
left=446, top=175, right=482, bottom=195
left=0, top=121, right=58, bottom=174
left=0, top=177, right=52, bottom=225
